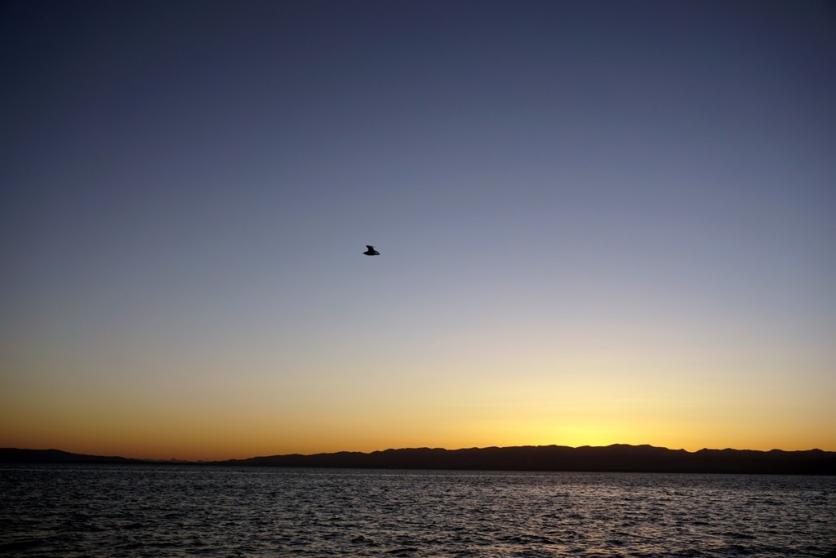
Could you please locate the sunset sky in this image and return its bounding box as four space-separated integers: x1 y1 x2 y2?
2 0 835 460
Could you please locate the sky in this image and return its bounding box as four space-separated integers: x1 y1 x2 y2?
1 0 835 460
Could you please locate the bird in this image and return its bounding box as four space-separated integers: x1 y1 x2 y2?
363 245 380 256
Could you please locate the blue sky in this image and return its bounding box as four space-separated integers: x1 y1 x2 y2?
1 0 834 458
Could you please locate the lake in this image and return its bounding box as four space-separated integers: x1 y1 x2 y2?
1 465 834 557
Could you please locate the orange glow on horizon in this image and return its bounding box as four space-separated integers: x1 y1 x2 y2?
3 408 833 461
3 319 834 461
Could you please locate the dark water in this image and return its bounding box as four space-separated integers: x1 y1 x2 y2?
1 466 834 557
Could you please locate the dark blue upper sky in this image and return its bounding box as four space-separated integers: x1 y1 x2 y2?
1 1 835 455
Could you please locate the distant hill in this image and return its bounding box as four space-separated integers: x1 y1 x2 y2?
218 444 836 475
0 448 147 464
3 445 834 474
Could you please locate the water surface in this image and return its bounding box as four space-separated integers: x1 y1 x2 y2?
1 465 834 557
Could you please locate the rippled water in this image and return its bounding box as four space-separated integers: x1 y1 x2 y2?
1 466 834 557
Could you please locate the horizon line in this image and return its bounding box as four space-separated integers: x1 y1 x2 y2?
3 442 833 463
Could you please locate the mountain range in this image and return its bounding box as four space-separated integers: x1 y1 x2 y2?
2 445 834 475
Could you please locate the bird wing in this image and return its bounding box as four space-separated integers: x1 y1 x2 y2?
366 245 374 250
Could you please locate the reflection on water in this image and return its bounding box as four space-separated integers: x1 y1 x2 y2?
1 465 834 557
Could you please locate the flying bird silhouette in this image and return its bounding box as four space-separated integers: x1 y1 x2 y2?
363 245 380 256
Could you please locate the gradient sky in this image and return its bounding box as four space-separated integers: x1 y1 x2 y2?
2 0 835 460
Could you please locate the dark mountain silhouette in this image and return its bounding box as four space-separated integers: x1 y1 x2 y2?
3 445 834 474
0 448 147 464
221 444 835 474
